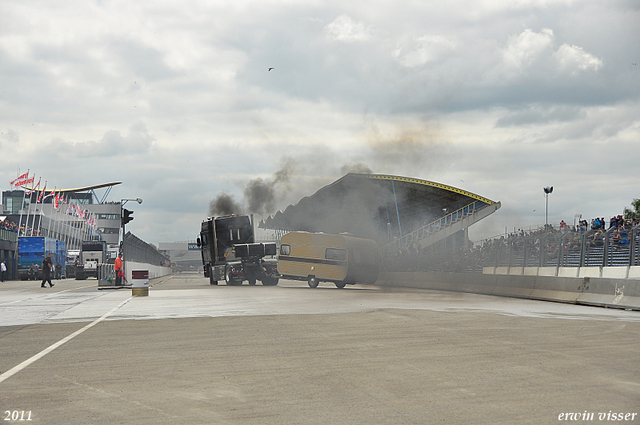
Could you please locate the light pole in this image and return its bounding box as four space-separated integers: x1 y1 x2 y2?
543 186 553 227
120 198 142 285
120 198 143 247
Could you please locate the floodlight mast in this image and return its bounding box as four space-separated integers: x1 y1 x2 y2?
543 187 553 226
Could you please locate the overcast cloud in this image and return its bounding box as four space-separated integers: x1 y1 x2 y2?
1 0 638 244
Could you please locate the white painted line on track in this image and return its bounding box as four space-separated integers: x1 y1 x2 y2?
0 295 133 384
0 284 95 306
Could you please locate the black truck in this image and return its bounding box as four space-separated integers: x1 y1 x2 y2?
197 215 279 286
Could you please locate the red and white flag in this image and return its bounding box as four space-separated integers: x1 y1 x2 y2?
37 182 47 202
26 178 40 195
44 188 55 201
10 172 29 187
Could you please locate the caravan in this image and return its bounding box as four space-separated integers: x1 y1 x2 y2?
278 232 381 288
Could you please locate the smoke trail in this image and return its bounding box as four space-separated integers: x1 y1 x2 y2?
341 162 373 175
209 193 243 216
243 157 294 216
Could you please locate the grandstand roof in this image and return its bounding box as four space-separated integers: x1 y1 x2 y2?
259 173 499 242
23 182 122 193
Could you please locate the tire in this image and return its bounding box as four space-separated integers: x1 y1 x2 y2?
308 276 319 288
335 281 346 289
207 265 218 285
262 277 279 286
248 278 257 286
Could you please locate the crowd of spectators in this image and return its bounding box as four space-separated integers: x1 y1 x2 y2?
0 219 42 236
387 213 640 273
1 219 19 232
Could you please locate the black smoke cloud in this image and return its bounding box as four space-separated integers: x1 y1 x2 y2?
208 157 295 218
341 162 373 175
207 121 451 223
209 192 243 216
243 157 293 216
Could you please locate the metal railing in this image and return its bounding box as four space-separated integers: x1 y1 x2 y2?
476 224 640 270
122 232 170 266
384 223 640 273
383 200 488 253
0 228 18 243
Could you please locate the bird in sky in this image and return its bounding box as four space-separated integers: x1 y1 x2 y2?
268 67 274 71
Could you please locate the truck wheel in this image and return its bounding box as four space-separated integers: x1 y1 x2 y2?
207 266 218 285
262 277 279 286
335 282 346 289
308 276 319 288
248 278 257 286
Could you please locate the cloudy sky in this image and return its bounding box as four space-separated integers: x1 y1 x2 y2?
1 0 639 245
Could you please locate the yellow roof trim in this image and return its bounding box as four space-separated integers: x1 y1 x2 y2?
22 182 122 193
359 174 497 205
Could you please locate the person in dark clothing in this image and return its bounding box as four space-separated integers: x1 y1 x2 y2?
41 253 55 288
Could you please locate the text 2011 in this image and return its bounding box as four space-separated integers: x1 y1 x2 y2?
3 411 32 421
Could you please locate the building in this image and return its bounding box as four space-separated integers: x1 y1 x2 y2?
259 173 501 254
2 182 123 249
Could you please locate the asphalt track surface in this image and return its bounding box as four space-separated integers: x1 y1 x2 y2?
0 273 639 425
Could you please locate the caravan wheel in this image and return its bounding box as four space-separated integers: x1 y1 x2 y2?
308 276 319 288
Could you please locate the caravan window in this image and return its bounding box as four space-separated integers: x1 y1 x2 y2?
325 248 346 261
280 244 291 255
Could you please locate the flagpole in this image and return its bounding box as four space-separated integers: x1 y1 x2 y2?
52 193 61 240
64 197 72 251
12 170 30 277
74 205 82 250
16 170 30 236
24 177 40 236
30 180 46 236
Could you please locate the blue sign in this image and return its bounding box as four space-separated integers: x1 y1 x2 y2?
188 243 200 251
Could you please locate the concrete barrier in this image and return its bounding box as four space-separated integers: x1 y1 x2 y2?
629 266 640 279
495 267 509 275
579 267 602 278
602 266 629 279
125 261 171 283
537 267 557 277
376 271 640 311
558 267 579 278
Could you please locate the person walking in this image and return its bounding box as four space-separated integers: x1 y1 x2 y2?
0 260 6 282
114 253 123 286
41 253 55 288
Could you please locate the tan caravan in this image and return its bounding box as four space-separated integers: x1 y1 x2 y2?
278 232 381 288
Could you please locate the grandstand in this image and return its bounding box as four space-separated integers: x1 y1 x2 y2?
259 173 501 253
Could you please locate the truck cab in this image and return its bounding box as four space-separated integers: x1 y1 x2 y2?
198 215 279 286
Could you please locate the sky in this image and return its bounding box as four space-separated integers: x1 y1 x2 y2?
1 0 639 245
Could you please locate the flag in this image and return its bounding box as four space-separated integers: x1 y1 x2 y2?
54 192 60 209
37 182 47 202
10 172 29 187
26 178 40 195
19 176 35 187
11 172 34 188
44 188 55 201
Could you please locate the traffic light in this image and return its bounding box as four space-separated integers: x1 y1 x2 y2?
121 209 134 226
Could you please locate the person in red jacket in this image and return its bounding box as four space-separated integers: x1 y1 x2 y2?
114 253 123 286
